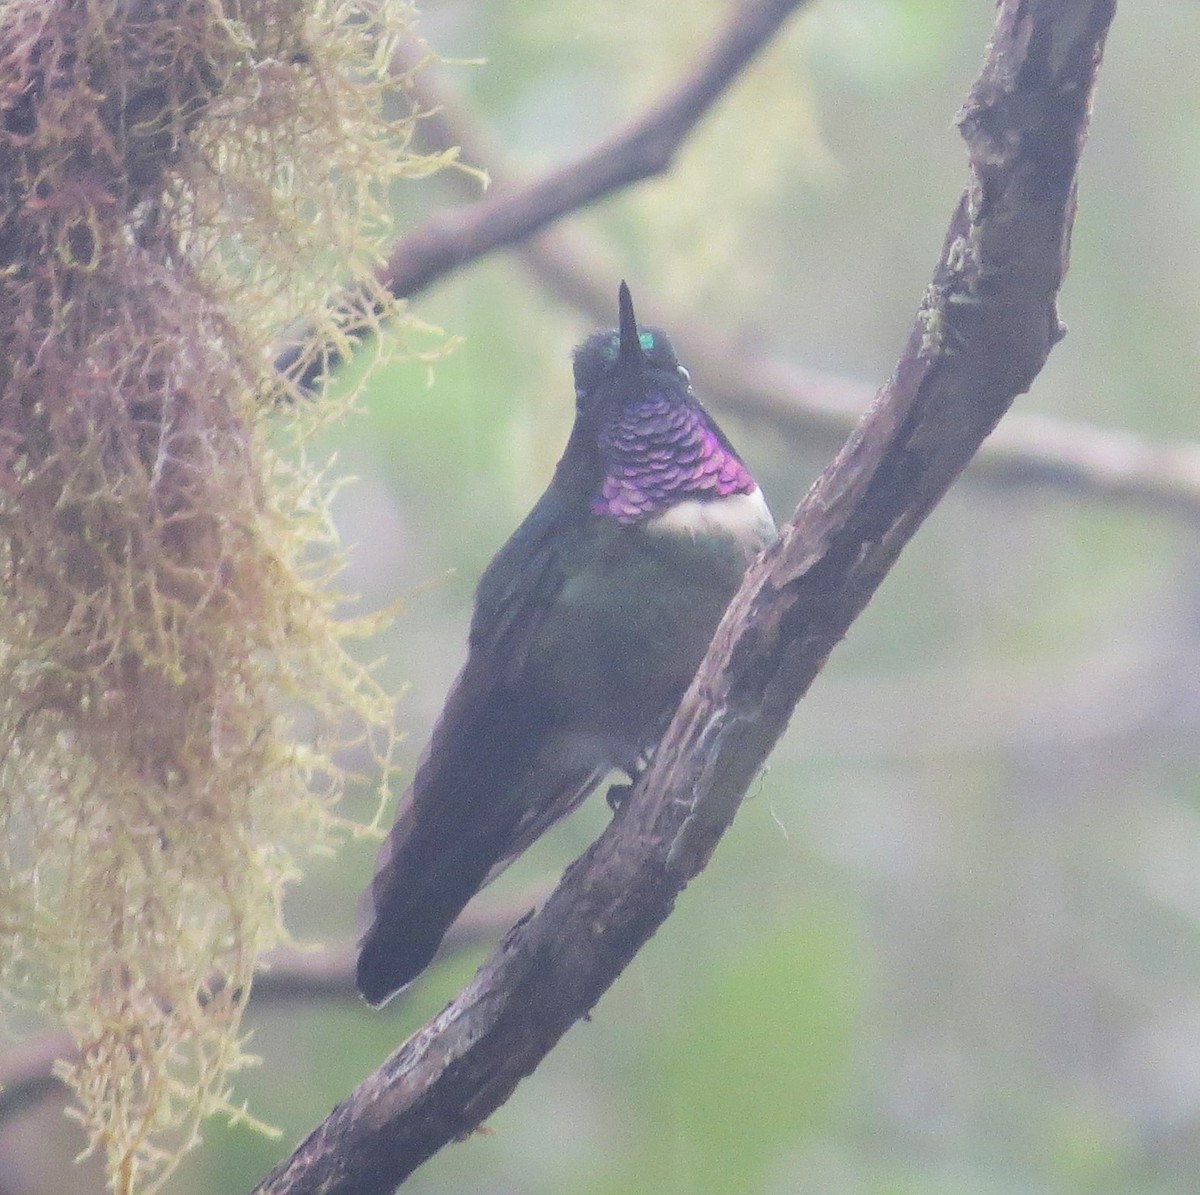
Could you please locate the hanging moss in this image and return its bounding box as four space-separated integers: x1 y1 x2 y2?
0 1 443 1190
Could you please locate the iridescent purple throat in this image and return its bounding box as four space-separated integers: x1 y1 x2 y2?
591 392 755 524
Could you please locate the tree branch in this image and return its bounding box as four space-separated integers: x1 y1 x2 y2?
277 0 813 385
252 2 1117 1192
382 0 810 297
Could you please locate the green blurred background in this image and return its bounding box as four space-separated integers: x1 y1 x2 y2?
11 1 1200 1192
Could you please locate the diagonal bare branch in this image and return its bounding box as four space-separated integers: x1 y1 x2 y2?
276 0 813 386
252 3 1117 1193
381 0 811 299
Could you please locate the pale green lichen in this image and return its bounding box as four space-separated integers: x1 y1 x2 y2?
0 1 439 1191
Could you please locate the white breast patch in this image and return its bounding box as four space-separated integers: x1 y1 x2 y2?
644 488 775 554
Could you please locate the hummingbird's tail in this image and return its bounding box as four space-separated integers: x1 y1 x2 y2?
355 807 499 1005
356 766 602 1005
355 664 605 1005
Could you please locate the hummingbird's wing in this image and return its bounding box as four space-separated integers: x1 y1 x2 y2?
355 501 608 1005
481 762 609 885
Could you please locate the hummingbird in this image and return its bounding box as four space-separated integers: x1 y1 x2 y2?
355 283 775 1005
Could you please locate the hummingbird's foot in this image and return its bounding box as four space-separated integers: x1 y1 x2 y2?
607 747 655 812
606 782 632 813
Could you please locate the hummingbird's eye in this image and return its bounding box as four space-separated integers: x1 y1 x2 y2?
677 366 691 384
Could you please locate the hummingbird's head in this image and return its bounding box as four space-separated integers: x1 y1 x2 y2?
571 282 691 421
569 283 757 525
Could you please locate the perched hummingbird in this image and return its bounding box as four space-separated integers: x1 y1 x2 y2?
355 283 774 1005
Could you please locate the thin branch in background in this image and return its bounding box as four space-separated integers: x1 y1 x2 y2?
276 0 813 386
0 1031 73 1125
380 0 809 296
251 3 1116 1193
0 897 530 1129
